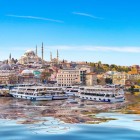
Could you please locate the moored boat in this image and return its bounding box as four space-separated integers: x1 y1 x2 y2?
10 86 68 101
79 86 125 103
10 86 53 101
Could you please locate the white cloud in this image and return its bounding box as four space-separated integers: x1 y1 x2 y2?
6 15 64 23
3 45 140 54
84 46 140 53
7 47 34 51
45 45 73 51
72 12 103 19
44 45 140 53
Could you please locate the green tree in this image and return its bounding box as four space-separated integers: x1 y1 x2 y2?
105 78 112 84
130 85 135 93
98 61 102 65
9 74 17 84
97 79 101 84
40 71 51 82
136 79 140 85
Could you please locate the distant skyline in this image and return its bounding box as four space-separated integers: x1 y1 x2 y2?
0 0 140 66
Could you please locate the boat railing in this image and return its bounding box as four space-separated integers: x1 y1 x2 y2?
15 90 26 93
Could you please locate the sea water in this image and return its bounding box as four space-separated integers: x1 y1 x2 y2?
0 113 140 140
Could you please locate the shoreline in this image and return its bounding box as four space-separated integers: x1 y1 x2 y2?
0 93 139 124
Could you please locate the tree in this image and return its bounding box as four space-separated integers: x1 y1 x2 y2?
105 78 112 84
9 74 17 84
130 85 135 93
97 79 101 84
98 61 102 65
89 62 96 67
136 79 140 85
40 71 51 83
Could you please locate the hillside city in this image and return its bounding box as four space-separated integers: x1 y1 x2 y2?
0 43 140 92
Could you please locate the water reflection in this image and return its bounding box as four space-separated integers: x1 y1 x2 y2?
0 95 140 139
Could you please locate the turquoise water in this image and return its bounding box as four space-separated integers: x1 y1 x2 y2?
0 113 140 140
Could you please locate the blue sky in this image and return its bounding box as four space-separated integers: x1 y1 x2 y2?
0 0 140 65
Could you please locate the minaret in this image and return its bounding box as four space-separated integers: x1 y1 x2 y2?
9 53 12 64
36 45 38 56
41 42 44 63
50 52 52 61
9 53 11 60
35 45 38 62
57 49 59 64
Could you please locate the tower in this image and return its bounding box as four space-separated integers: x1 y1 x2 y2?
8 53 12 64
9 53 11 60
57 49 59 64
36 45 38 56
50 52 52 61
41 42 44 63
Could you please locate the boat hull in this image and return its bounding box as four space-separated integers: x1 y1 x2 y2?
52 95 68 100
10 93 52 101
80 95 125 103
65 92 80 97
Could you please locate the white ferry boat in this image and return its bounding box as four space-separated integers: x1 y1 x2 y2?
79 86 125 103
10 86 53 101
10 86 68 101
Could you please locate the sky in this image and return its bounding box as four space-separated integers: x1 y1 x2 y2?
0 0 140 66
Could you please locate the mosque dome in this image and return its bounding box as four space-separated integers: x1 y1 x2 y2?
0 64 12 70
21 69 34 75
25 50 35 55
11 64 18 69
21 54 27 58
25 50 34 53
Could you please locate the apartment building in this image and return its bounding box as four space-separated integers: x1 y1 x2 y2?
56 65 95 86
112 72 130 85
57 69 80 86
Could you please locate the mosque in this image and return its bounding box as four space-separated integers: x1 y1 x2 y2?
18 43 44 65
18 43 59 65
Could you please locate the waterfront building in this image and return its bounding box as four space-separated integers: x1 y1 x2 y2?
0 64 18 84
128 65 140 75
56 66 94 86
86 73 97 86
129 74 140 81
112 72 129 86
57 69 80 86
19 69 41 84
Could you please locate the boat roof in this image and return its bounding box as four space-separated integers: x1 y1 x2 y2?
83 86 119 90
17 86 63 90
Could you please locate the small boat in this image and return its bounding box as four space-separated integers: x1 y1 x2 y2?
66 99 78 104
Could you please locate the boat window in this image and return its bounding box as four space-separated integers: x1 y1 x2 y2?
101 94 105 96
105 94 110 97
111 94 115 97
